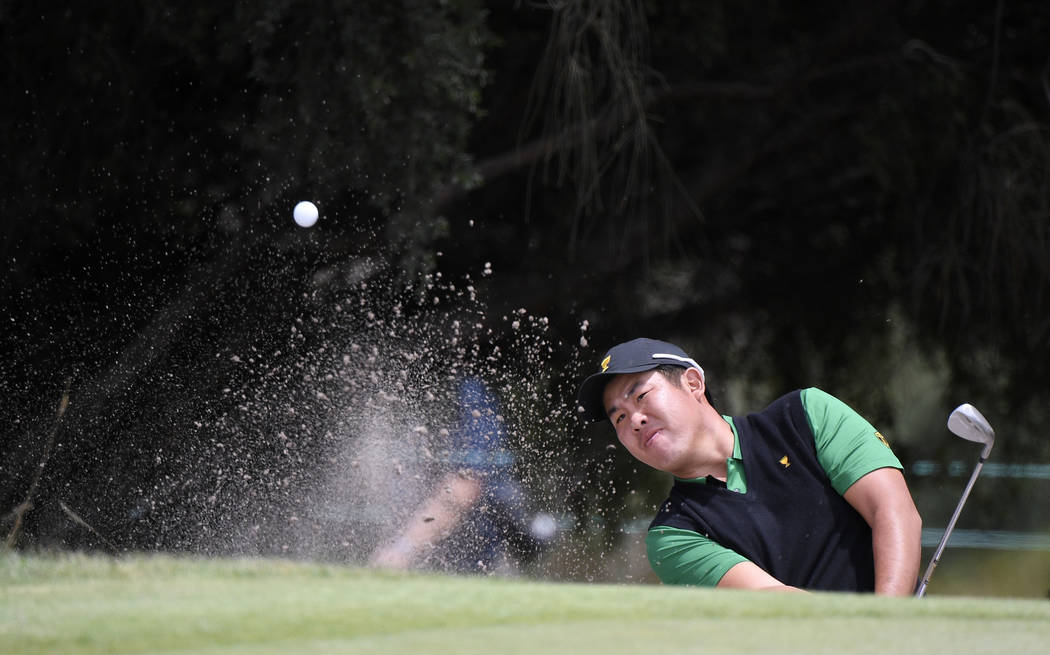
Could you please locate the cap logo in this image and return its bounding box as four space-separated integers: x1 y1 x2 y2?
600 355 611 372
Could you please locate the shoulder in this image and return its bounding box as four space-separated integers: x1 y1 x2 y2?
799 387 877 438
737 389 809 437
800 387 847 411
799 387 903 494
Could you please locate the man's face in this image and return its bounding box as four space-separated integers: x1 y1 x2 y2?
601 368 704 474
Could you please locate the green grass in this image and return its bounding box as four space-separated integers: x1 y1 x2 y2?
2 553 1048 655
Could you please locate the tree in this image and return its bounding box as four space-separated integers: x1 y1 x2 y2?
3 1 1048 572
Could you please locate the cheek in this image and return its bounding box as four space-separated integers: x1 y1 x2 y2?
615 428 639 453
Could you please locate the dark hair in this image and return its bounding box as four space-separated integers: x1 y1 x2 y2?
653 364 716 408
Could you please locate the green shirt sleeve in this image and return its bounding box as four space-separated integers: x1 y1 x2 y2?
646 524 748 587
801 387 903 495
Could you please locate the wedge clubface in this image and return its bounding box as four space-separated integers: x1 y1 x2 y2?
915 403 996 597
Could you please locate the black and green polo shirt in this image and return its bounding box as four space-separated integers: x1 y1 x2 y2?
646 387 903 589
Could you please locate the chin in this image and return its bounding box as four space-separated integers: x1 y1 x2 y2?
641 453 673 472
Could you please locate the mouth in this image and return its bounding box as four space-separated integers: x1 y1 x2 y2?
643 430 660 448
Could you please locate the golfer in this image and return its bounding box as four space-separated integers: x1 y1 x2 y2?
576 338 922 594
371 377 549 573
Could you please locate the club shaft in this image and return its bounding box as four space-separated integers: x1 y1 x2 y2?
915 456 987 597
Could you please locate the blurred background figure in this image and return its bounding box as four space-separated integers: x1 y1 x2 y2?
370 377 555 574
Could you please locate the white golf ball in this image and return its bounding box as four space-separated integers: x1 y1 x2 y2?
529 513 557 541
293 201 318 228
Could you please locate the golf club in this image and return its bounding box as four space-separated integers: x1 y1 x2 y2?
915 403 996 597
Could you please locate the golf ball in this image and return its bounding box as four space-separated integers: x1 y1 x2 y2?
529 513 557 541
293 201 318 228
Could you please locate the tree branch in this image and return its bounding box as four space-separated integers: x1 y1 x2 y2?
4 379 70 550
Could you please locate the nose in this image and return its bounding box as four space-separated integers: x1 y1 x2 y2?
630 411 647 431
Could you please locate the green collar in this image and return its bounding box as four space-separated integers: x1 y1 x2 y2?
674 416 747 493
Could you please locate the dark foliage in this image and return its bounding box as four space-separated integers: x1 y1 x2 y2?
2 1 1048 568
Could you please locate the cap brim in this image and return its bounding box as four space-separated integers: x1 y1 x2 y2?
576 362 663 423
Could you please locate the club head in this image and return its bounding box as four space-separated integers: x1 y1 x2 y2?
947 403 995 451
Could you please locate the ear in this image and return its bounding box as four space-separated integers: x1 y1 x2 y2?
682 367 705 402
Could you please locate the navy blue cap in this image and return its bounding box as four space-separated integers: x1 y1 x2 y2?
576 338 705 422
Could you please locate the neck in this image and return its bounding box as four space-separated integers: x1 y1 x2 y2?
669 411 734 480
